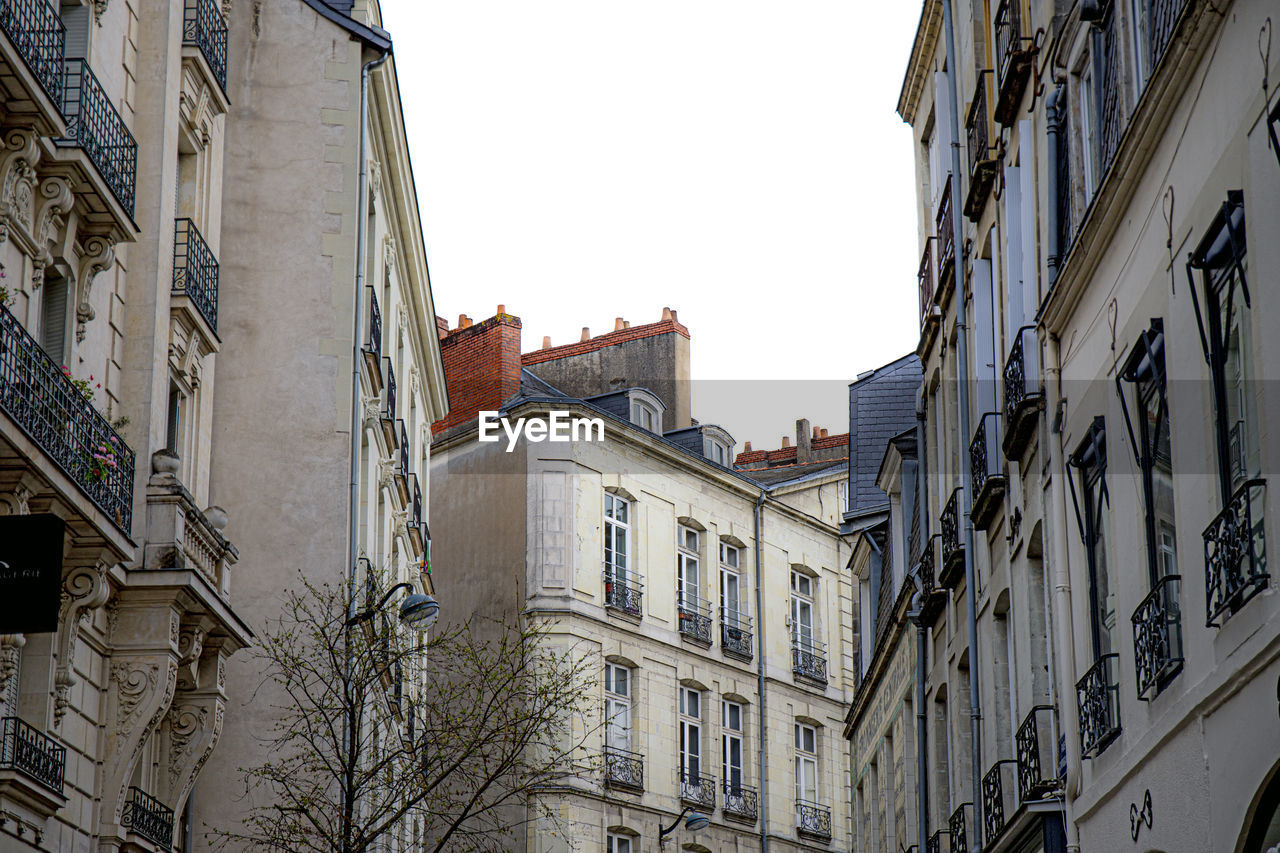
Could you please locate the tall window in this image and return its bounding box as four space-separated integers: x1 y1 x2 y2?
1079 60 1098 194
604 663 632 752
40 273 71 365
677 525 700 612
1071 418 1114 658
604 494 630 584
631 400 659 432
607 834 632 853
795 723 818 804
791 571 815 651
720 543 742 625
679 687 702 786
838 479 849 513
1127 0 1150 91
723 700 744 792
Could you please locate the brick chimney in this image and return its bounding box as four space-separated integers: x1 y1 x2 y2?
432 307 523 434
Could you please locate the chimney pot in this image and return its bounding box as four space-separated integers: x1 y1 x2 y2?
813 425 821 440
782 436 790 448
662 307 673 321
744 441 753 452
542 336 552 350
670 309 679 322
615 317 625 331
624 320 631 329
458 314 467 327
497 304 506 315
821 428 829 438
580 327 591 342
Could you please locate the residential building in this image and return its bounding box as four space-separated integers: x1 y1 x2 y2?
431 307 854 852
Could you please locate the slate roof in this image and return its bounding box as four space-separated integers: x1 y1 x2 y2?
848 353 922 519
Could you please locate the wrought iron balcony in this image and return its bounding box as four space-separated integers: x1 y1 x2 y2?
0 716 65 796
949 802 973 853
993 0 1033 125
918 240 936 329
0 304 135 532
410 473 422 531
603 746 643 791
396 419 409 477
720 608 753 661
926 829 951 853
936 181 955 295
61 58 137 216
1204 478 1267 627
1002 325 1042 459
791 635 827 684
1076 653 1121 758
1015 704 1060 801
679 770 715 809
917 534 947 627
983 760 1018 843
0 0 65 108
380 359 397 448
970 413 1005 531
121 785 174 849
172 218 219 333
677 592 712 645
183 0 227 92
362 287 382 387
603 571 643 618
1149 0 1191 73
939 488 964 588
964 71 997 221
795 799 832 839
1133 574 1183 699
723 781 758 822
1094 6 1123 181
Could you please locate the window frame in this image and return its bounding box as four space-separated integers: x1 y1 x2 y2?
607 833 633 853
791 571 815 649
722 700 744 791
604 662 632 751
794 722 819 803
604 493 631 583
677 525 700 611
678 686 702 783
1068 417 1114 659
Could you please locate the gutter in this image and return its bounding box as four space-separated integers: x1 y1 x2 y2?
753 492 768 853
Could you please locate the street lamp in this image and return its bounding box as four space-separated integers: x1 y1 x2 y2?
346 581 439 630
657 806 709 849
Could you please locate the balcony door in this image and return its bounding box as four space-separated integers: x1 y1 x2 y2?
604 494 630 585
677 526 700 611
679 687 702 785
795 723 818 804
791 571 815 650
723 701 743 791
604 663 631 752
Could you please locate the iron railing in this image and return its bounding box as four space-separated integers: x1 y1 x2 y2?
994 0 1024 90
1204 478 1267 626
679 770 716 809
970 414 1002 502
677 592 712 645
927 829 951 853
384 360 397 422
1003 325 1042 458
0 717 65 795
723 781 759 821
1149 0 1191 71
940 488 963 586
795 799 832 838
366 287 382 362
397 419 409 477
936 181 954 281
0 0 64 105
1015 704 1059 801
720 608 753 660
983 760 1018 843
603 746 643 791
603 571 643 618
61 58 136 216
791 635 827 684
1094 6 1123 181
410 473 422 530
967 72 992 182
0 303 135 531
172 218 219 332
182 0 227 92
121 785 174 849
1133 574 1183 699
919 534 939 594
1076 653 1121 758
949 803 973 853
919 241 935 327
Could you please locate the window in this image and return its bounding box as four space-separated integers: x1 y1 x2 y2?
723 700 744 791
1079 60 1098 194
705 438 729 466
795 722 818 804
607 834 632 853
677 525 700 611
791 571 815 650
1127 0 1150 92
166 384 185 454
631 400 659 432
679 686 702 786
604 494 630 583
604 663 631 751
720 543 743 625
838 479 849 513
1069 418 1114 658
39 273 71 365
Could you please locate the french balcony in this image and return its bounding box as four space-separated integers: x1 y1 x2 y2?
919 240 936 329
1076 653 1121 758
927 828 952 853
120 785 174 850
982 760 1018 843
1015 704 1060 801
677 593 712 646
172 218 219 334
0 303 135 533
720 608 753 661
795 799 832 840
182 0 227 93
964 71 998 222
0 716 66 811
1002 325 1042 460
970 413 1005 531
0 0 65 129
935 181 955 302
679 770 715 810
59 58 137 218
393 419 409 500
791 635 827 685
917 534 947 627
1094 7 1123 180
1133 575 1183 699
603 571 643 619
603 746 643 791
408 472 424 554
949 803 974 853
723 781 759 822
380 359 397 448
1148 0 1192 90
362 287 383 392
939 488 964 589
1204 478 1267 627
993 0 1033 125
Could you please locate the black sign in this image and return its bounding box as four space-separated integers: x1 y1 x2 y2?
0 514 65 633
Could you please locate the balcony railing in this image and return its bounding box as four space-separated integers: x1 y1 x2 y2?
1002 325 1042 459
603 746 643 791
1015 704 1060 801
121 785 174 849
927 829 951 853
410 473 422 531
1133 574 1183 699
939 488 964 588
723 781 759 821
919 240 935 328
970 413 1005 530
720 608 753 660
994 0 1033 124
983 760 1018 843
791 635 827 684
61 58 136 216
172 218 219 333
679 770 715 809
1076 653 1121 758
396 419 409 478
0 717 65 795
949 803 973 853
0 304 135 532
183 0 227 92
0 0 65 106
603 571 643 618
936 181 955 290
1204 478 1267 627
964 72 997 221
795 799 832 839
366 287 382 362
1094 7 1123 181
677 592 712 645
1149 0 1191 71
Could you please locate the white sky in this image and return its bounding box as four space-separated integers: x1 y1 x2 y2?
382 1 924 450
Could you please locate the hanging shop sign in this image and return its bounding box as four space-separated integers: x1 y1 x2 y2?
0 514 66 633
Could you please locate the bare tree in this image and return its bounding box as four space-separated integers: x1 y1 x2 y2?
211 572 598 853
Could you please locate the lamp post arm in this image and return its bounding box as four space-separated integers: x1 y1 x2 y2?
659 806 692 844
345 581 416 627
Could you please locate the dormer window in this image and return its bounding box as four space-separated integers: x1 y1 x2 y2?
625 388 665 433
705 438 728 466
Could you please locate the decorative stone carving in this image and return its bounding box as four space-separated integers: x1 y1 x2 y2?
368 159 382 202
378 458 396 492
0 634 25 697
100 654 177 828
110 663 159 739
75 235 116 342
92 0 108 24
34 176 73 255
392 508 410 542
159 642 229 812
165 704 208 790
176 625 206 689
54 562 110 727
383 235 397 270
0 128 41 245
362 397 381 429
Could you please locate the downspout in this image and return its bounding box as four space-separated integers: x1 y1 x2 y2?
1046 85 1065 285
940 0 983 846
1047 335 1083 853
915 394 930 853
754 491 768 853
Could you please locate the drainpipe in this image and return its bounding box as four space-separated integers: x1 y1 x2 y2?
754 491 768 853
1046 85 1065 285
940 1 983 847
914 394 930 853
1046 334 1082 853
